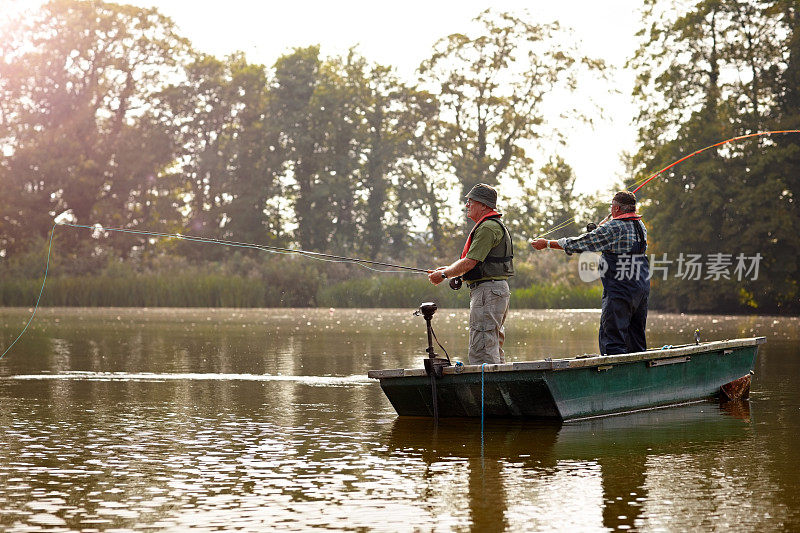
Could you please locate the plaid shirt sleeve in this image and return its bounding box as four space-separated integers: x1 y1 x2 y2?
556 219 645 255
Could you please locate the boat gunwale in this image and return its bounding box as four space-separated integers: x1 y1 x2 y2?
366 337 766 379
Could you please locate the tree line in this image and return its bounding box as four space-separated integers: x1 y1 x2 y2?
1 0 798 313
0 2 596 269
631 0 800 313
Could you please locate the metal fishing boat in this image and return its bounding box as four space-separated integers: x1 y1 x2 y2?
367 303 763 421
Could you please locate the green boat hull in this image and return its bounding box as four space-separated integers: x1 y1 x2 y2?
367 338 764 421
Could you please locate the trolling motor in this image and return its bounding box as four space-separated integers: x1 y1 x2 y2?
414 302 451 422
416 302 451 377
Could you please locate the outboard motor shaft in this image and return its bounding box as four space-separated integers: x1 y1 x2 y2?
414 302 450 422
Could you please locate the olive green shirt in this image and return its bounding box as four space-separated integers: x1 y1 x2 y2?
465 220 508 282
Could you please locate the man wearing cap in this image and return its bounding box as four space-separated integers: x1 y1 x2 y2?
428 183 515 365
531 191 649 355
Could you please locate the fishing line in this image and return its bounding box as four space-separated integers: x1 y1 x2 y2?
0 224 57 361
535 172 657 239
60 223 427 273
534 217 580 240
631 129 800 194
0 221 426 360
534 130 800 239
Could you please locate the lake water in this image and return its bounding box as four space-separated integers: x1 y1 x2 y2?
0 307 798 531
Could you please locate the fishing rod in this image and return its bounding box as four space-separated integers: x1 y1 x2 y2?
632 129 800 194
534 129 800 239
58 223 430 273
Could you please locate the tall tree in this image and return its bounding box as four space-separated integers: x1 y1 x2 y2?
152 54 230 251
155 53 282 256
630 0 800 312
752 0 800 310
271 47 327 252
271 47 435 258
391 90 456 259
418 9 603 204
347 55 440 260
312 52 365 254
221 55 284 247
0 0 190 258
358 60 406 260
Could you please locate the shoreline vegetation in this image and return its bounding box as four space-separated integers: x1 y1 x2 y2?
0 248 604 309
0 247 782 312
0 274 603 310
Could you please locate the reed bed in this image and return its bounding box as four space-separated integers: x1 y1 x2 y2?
512 283 604 309
0 274 601 309
317 276 466 308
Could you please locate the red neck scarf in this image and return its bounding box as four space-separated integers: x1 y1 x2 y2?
461 211 501 259
613 211 642 221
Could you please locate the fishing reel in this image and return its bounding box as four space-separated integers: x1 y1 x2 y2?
449 276 463 291
586 212 613 233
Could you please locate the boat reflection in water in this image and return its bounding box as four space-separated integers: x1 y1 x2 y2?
382 400 752 531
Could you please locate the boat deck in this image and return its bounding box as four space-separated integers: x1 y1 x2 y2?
367 337 766 378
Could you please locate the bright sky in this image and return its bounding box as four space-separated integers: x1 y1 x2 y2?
122 0 642 196
7 0 642 195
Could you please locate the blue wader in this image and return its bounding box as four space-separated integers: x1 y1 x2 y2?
599 220 650 355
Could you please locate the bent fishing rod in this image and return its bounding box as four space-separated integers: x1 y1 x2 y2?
534 129 800 239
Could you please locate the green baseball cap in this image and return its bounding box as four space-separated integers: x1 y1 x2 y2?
465 183 498 209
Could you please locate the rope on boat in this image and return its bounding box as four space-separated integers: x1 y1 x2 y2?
481 363 486 454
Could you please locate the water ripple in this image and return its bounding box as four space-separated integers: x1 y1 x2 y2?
1 372 372 386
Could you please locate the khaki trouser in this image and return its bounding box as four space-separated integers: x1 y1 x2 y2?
468 280 510 365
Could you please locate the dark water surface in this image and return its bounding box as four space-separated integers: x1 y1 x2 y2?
0 308 798 531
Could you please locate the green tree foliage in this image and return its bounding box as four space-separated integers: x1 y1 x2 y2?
17 1 800 313
630 0 800 313
418 9 604 203
389 90 458 259
0 0 190 260
270 46 329 253
271 47 441 258
0 2 605 273
154 52 282 258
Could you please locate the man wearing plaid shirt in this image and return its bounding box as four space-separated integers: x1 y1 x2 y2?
531 191 650 355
